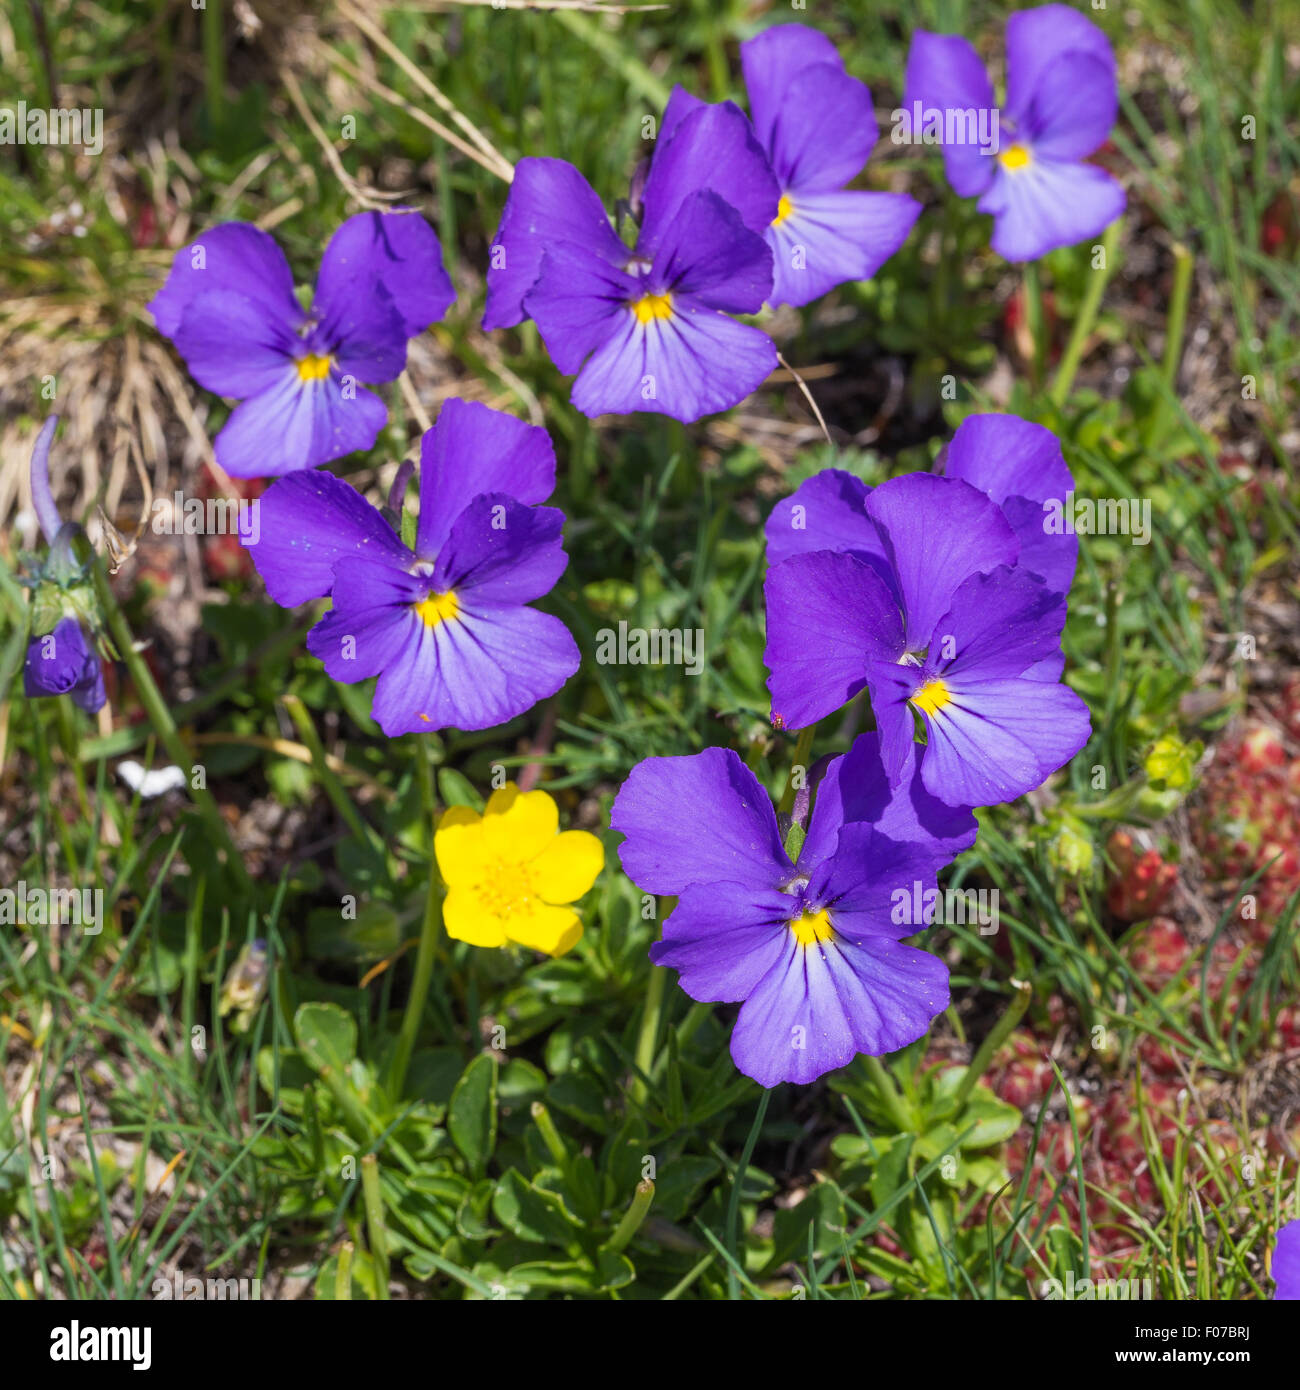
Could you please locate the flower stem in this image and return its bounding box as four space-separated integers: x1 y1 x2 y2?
359 1154 389 1299
777 722 817 816
1050 219 1122 406
605 1179 655 1255
388 847 443 1099
726 1089 771 1300
630 956 667 1107
90 556 252 894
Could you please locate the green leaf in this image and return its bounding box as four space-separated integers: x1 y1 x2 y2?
492 1169 581 1248
449 1053 498 1179
294 1002 358 1076
438 768 484 811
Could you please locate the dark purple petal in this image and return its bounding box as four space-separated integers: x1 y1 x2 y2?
242 468 408 606
415 399 557 559
314 208 455 340
917 675 1091 808
637 102 780 259
170 289 298 398
943 412 1073 506
651 190 774 314
741 23 843 153
798 731 977 874
764 551 903 730
318 290 410 384
758 62 877 193
1003 4 1115 124
24 617 105 713
650 880 794 1002
729 930 949 1086
481 157 629 330
525 241 642 375
369 602 578 735
307 556 423 679
433 494 567 604
148 223 302 340
765 468 880 567
658 83 708 147
902 31 998 198
568 296 776 423
865 473 1019 650
611 747 789 897
214 369 388 478
767 189 920 307
807 824 948 940
978 157 1124 261
1019 51 1117 161
931 565 1068 683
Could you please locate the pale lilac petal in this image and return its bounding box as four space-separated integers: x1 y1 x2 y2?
170 289 297 398
979 157 1125 262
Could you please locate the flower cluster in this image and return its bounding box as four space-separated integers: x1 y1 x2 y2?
614 413 1090 1088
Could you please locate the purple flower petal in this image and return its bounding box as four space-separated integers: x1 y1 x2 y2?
916 674 1091 808
764 551 904 730
741 24 843 154
1273 1219 1300 1300
24 617 105 713
807 824 948 939
637 102 780 259
1003 4 1115 124
729 930 949 1086
932 565 1068 682
433 494 567 604
370 602 578 735
214 368 388 478
482 157 629 331
307 556 422 679
316 289 410 385
611 747 789 897
658 83 709 147
798 731 977 873
314 208 455 341
902 31 998 198
758 62 877 193
148 223 302 340
242 468 408 606
765 468 880 567
568 294 776 423
652 190 774 314
978 157 1124 262
767 189 920 308
865 473 1019 650
415 399 557 559
650 880 795 1002
525 242 640 376
170 289 298 398
1020 51 1117 161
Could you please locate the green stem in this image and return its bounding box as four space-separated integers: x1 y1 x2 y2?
726 1089 770 1300
1022 261 1045 389
1050 219 1121 406
952 978 1032 1108
605 1179 654 1254
281 694 386 863
862 1053 915 1133
388 850 444 1099
530 1101 569 1170
360 1154 389 1299
90 557 252 894
630 958 667 1106
1161 242 1194 390
335 1240 354 1301
777 722 817 816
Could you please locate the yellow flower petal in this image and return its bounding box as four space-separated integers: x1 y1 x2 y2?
434 804 488 888
443 885 509 948
506 903 583 957
530 830 604 905
482 785 559 860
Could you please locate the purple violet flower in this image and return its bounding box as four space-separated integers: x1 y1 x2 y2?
764 429 1091 808
1274 1220 1300 1300
668 24 921 307
904 4 1125 261
240 399 579 736
24 616 106 714
149 210 455 478
482 100 780 422
612 733 975 1087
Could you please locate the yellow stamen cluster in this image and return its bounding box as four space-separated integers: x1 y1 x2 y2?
414 590 460 628
911 679 952 716
789 907 835 947
998 143 1032 172
772 193 796 227
630 292 674 324
295 353 333 382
